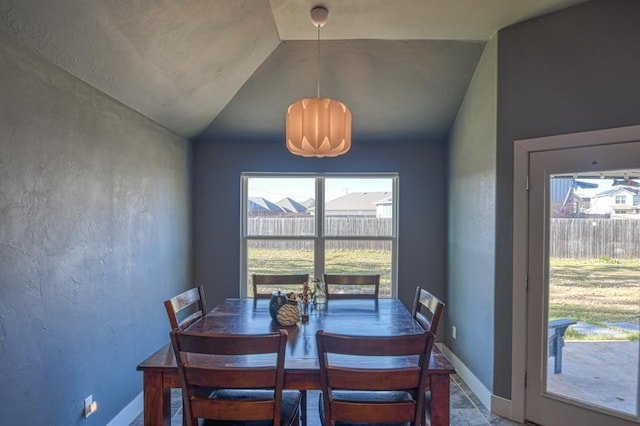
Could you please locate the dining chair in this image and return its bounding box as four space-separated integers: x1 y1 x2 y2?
316 330 434 426
411 286 445 337
164 285 207 330
252 274 310 298
323 274 380 299
251 273 310 426
411 286 445 425
170 329 301 426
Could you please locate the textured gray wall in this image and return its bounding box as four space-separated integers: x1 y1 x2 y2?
447 35 498 390
192 141 446 314
0 33 191 424
495 0 640 398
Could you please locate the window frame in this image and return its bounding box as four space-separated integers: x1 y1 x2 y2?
240 172 399 298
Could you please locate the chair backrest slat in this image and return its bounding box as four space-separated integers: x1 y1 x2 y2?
411 286 445 336
185 368 277 389
252 274 309 299
316 330 434 426
164 286 207 330
333 400 416 424
191 397 275 421
323 274 380 299
171 329 288 426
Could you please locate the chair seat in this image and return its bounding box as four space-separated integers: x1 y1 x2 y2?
204 389 302 426
319 391 414 426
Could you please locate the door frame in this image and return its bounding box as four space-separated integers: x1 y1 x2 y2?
511 124 640 422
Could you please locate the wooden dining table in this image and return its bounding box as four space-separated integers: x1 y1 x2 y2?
137 298 456 426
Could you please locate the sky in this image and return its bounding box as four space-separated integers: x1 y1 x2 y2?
573 178 615 197
248 175 635 203
247 177 393 202
572 177 639 197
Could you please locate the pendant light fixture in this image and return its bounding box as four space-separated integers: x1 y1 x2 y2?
286 6 352 158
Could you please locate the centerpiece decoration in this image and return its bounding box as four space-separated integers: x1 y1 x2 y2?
300 281 310 322
275 294 301 327
312 278 326 305
271 281 314 327
269 290 289 321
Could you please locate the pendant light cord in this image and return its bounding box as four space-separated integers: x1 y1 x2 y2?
316 24 321 99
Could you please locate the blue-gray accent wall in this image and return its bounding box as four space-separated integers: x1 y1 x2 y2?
2 0 639 422
0 33 191 424
192 141 447 313
448 35 498 391
444 0 640 402
495 0 640 398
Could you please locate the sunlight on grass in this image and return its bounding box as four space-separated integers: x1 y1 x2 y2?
564 328 640 341
248 248 392 296
550 257 640 341
248 251 638 339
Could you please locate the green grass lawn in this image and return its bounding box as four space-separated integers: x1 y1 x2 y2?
549 257 640 340
249 250 639 340
249 248 393 296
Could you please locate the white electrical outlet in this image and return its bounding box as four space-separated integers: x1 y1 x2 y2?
84 395 98 418
452 325 457 339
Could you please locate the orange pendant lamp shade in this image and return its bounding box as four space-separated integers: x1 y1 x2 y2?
285 6 352 158
286 97 352 158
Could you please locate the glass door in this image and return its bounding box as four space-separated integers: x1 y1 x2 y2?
526 142 640 426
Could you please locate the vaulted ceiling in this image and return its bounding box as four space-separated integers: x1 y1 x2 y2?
0 0 587 144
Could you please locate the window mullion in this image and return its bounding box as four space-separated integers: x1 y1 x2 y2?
315 177 325 280
240 176 248 296
242 173 397 297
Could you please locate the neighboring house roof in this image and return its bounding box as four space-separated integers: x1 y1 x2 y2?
612 179 639 187
375 196 392 206
248 197 284 213
322 191 391 213
276 197 307 213
300 198 315 209
592 187 640 198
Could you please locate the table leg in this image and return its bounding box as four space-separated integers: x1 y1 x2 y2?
429 375 450 426
143 371 171 426
301 390 307 426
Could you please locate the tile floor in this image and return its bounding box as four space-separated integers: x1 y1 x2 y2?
129 374 523 425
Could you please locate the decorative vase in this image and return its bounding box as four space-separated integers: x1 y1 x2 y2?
314 280 326 305
276 300 300 327
269 291 288 321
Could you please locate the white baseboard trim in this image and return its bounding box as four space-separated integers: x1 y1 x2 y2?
439 343 492 410
439 344 517 421
107 392 143 426
490 394 513 419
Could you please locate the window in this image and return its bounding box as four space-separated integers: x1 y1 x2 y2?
241 174 398 298
615 195 626 204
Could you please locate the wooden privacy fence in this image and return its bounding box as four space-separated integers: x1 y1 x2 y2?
249 217 639 259
550 218 640 259
248 217 392 250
